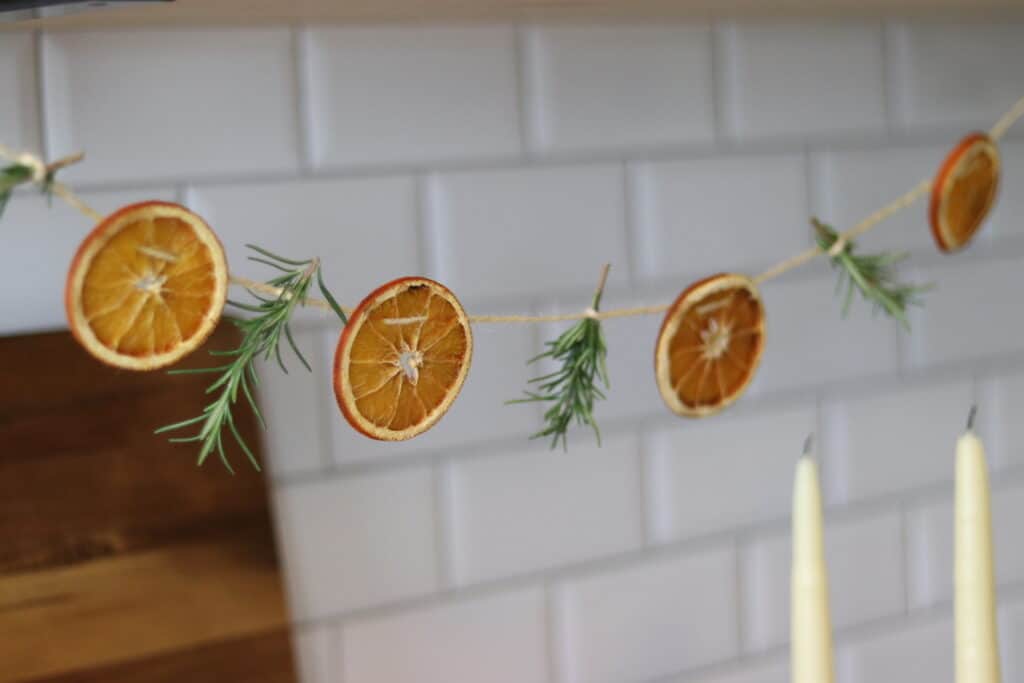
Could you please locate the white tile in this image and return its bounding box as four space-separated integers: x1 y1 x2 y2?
292 624 335 683
306 26 520 167
743 511 905 652
719 23 886 139
0 33 40 154
907 482 1024 609
273 467 438 620
838 619 953 683
0 187 175 336
754 274 901 395
188 175 420 309
43 28 299 183
326 318 541 462
906 256 1024 368
683 658 788 683
822 377 971 503
427 164 629 303
631 153 808 283
255 327 330 478
647 403 815 543
342 589 547 683
986 368 1024 469
811 144 947 254
524 25 714 152
890 22 1024 131
555 547 738 682
449 433 643 586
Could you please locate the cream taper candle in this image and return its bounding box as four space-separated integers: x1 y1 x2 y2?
791 441 835 683
956 407 1001 683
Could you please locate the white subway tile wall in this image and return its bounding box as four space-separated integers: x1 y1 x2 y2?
5 18 1024 683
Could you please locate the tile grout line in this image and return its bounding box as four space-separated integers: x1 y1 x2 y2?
543 582 560 683
32 28 50 160
733 536 747 656
707 21 727 147
432 461 456 591
899 501 913 616
413 174 432 277
291 26 316 174
512 24 535 160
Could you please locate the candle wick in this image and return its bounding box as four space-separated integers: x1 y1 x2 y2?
967 405 978 431
803 433 814 455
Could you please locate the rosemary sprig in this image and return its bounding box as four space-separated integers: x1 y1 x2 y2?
813 218 928 329
0 164 33 219
509 264 611 450
155 245 346 472
0 152 82 219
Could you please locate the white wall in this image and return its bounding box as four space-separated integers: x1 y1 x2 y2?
5 18 1024 683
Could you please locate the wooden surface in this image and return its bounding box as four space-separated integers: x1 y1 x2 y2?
3 0 1024 30
0 326 296 683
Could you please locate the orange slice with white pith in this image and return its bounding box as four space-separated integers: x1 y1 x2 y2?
65 201 228 370
929 132 1000 252
334 277 473 441
654 273 765 418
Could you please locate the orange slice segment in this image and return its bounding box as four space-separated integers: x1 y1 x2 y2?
65 201 228 371
654 273 765 418
929 132 1000 252
334 277 473 441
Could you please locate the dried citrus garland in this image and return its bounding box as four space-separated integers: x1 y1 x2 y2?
1 93 1021 469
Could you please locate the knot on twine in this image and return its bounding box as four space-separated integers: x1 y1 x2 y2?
15 153 46 184
827 235 849 258
583 307 599 320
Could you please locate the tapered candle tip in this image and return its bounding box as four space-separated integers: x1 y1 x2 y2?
967 405 978 431
803 433 814 456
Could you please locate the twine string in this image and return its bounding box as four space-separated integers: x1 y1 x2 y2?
7 92 1024 326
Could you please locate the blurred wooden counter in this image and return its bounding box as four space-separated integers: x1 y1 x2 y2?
0 326 296 683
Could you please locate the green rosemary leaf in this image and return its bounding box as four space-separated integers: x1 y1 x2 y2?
273 339 288 375
317 266 348 325
247 256 296 273
239 373 266 430
154 413 208 433
284 323 312 372
227 415 260 472
244 243 311 266
166 364 232 375
227 299 270 313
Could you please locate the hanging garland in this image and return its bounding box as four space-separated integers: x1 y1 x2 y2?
2 94 1021 471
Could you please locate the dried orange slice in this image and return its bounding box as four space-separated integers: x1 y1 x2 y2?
65 201 228 371
929 132 1000 252
654 273 765 418
334 277 473 441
